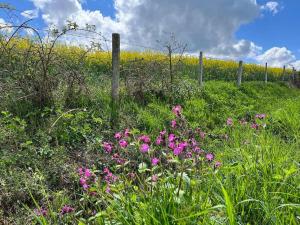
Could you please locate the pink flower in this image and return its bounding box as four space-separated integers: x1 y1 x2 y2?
227 118 233 126
171 120 177 128
139 135 151 143
178 141 188 149
168 142 176 149
186 151 193 158
193 146 201 154
152 174 159 182
251 123 259 130
172 105 182 116
140 143 150 153
119 139 128 148
103 142 113 153
106 185 111 193
34 208 47 216
255 114 266 120
128 172 135 179
82 183 89 190
168 134 176 142
199 131 206 139
160 130 167 136
206 153 214 161
151 158 159 166
78 167 84 176
84 169 92 178
214 161 222 168
124 128 130 137
156 137 163 145
114 132 122 139
173 146 184 156
61 205 75 215
79 177 86 186
103 167 110 174
190 138 197 147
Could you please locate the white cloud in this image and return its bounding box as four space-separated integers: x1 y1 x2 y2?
29 0 262 58
256 47 296 68
0 18 13 34
261 1 280 15
21 9 39 19
291 61 300 70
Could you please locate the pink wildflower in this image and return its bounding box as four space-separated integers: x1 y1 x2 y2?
172 105 182 116
61 205 75 215
78 167 84 176
151 158 159 166
152 174 159 182
140 143 150 153
156 136 163 145
106 185 111 193
103 142 113 153
34 208 47 216
171 120 177 128
124 128 131 137
178 141 188 149
206 153 214 161
168 142 176 149
251 123 259 130
227 118 233 126
200 131 206 139
139 135 151 143
214 161 222 168
168 134 176 142
84 169 92 178
160 130 167 136
255 114 266 120
173 146 184 156
119 139 128 148
114 132 122 139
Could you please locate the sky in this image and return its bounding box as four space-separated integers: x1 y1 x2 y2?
0 0 299 69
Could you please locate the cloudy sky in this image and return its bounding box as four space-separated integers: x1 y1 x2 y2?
1 0 299 69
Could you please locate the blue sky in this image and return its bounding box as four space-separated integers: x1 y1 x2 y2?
1 0 299 68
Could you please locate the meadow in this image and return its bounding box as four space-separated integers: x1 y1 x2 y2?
0 36 300 225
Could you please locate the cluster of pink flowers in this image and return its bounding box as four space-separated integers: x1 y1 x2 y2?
156 130 166 146
255 114 266 120
103 167 117 193
227 118 233 126
78 167 95 190
139 135 151 153
151 157 160 166
227 113 266 130
34 207 47 217
172 105 182 117
61 205 75 215
103 142 113 153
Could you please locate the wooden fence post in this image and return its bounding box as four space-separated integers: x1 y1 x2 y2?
237 60 243 86
111 33 120 128
264 62 268 83
282 65 286 81
199 51 204 87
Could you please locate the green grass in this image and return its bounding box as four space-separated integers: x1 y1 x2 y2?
1 80 300 224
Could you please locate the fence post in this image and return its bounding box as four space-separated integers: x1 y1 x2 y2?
293 67 296 82
264 62 268 83
237 60 243 86
111 33 120 128
199 51 204 87
282 65 286 81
